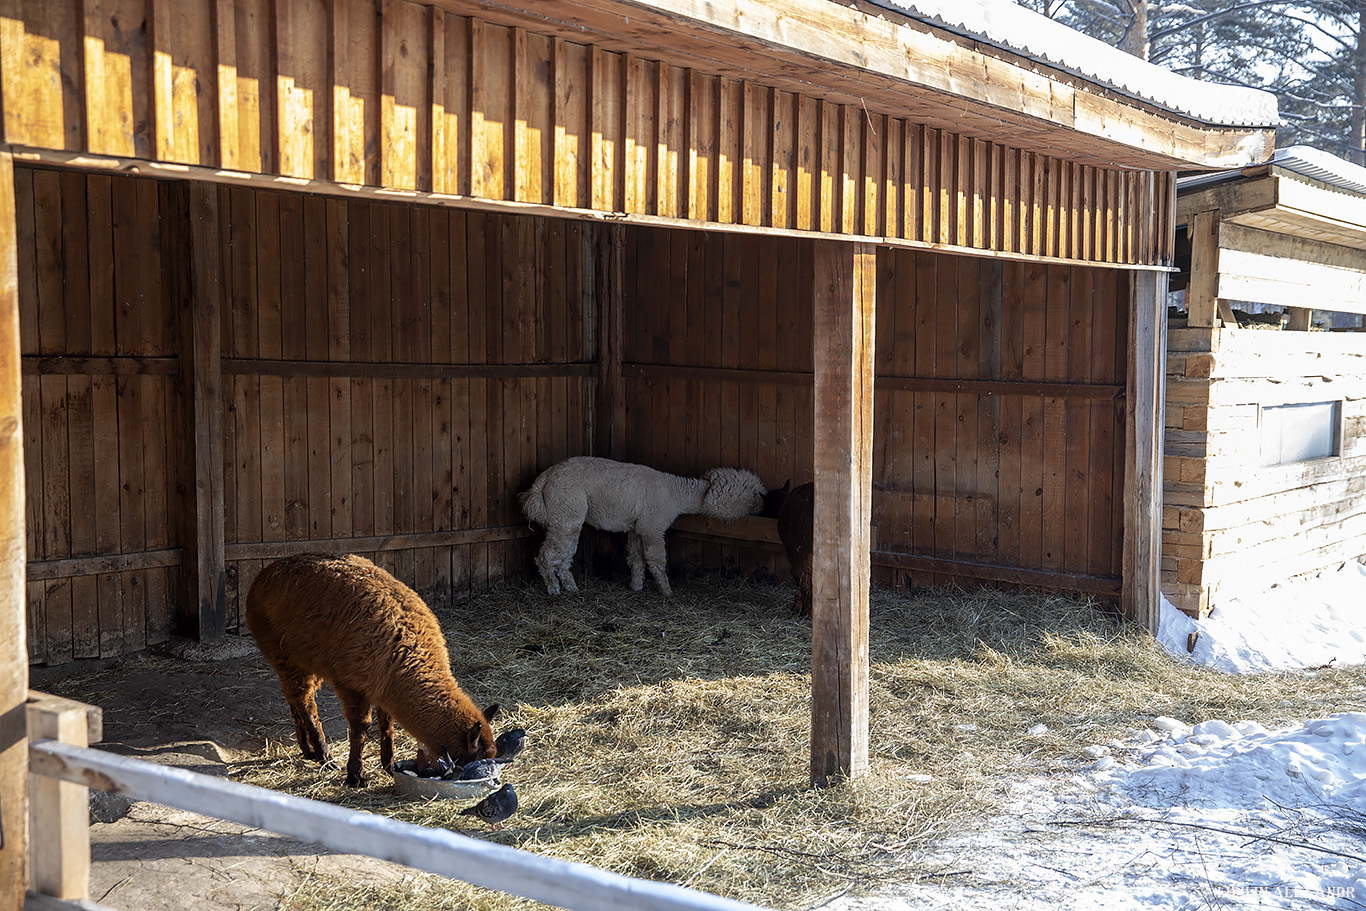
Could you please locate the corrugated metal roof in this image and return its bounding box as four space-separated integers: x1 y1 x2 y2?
1269 146 1366 196
1177 146 1366 197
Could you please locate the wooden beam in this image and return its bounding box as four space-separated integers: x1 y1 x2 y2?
1123 270 1165 632
809 239 874 787
182 183 227 641
14 149 1182 271
0 149 27 911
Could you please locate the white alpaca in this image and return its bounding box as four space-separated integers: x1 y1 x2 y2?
518 456 767 596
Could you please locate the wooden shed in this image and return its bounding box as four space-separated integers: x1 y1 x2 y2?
1164 147 1366 617
0 0 1280 895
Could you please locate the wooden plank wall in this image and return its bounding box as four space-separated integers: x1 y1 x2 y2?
1163 327 1366 616
19 165 594 663
18 166 182 664
0 0 1173 266
621 232 1129 594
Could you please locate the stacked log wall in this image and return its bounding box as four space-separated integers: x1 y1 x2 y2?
1163 326 1366 616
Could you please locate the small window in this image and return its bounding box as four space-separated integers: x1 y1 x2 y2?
1259 401 1341 466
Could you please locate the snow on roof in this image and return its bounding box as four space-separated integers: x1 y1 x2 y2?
1270 145 1366 196
1176 145 1366 196
863 0 1280 128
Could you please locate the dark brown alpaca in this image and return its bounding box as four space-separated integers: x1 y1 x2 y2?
776 482 815 618
246 553 499 787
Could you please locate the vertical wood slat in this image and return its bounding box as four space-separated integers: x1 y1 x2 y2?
810 239 874 788
2 4 1178 266
0 149 26 910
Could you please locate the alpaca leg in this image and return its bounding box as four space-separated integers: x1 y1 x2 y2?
375 706 395 771
640 533 673 597
534 539 563 595
625 531 646 591
334 686 373 787
555 532 580 594
796 556 813 618
538 525 581 594
277 668 329 764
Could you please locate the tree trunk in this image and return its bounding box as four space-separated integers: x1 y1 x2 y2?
1354 0 1365 166
1120 0 1150 59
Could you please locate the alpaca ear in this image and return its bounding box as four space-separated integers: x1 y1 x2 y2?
465 722 484 756
482 703 501 723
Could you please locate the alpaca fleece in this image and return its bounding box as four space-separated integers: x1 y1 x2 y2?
246 553 498 787
519 456 767 596
776 482 815 617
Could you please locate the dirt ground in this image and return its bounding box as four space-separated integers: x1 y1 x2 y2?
28 635 423 911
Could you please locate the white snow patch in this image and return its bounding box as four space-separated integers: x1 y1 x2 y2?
1158 561 1366 674
863 0 1278 127
829 560 1366 910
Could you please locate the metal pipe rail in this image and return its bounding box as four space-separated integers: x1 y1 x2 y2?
29 737 771 911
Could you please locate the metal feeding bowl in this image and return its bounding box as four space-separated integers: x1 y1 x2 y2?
389 759 503 801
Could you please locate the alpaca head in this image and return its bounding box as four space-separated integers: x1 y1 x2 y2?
760 479 791 518
426 702 501 767
699 467 767 521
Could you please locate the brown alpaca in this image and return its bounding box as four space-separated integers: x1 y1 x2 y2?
776 482 815 618
245 553 499 787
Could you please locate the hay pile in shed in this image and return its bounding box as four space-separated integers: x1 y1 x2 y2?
229 573 1366 911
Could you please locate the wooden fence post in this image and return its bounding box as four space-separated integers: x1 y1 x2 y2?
809 240 875 787
26 694 101 901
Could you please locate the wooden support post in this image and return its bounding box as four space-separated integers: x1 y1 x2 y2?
1286 307 1313 331
809 240 875 787
188 183 227 639
25 694 100 901
171 182 227 640
0 150 28 911
1123 270 1165 632
1185 212 1224 328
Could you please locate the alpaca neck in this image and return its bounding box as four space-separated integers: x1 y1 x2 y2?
671 474 710 516
384 673 471 753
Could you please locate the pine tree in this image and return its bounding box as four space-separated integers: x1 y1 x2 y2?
1018 0 1363 164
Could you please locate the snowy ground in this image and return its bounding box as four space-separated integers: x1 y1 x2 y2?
830 561 1366 911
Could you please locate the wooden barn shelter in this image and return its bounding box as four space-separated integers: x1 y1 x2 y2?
0 0 1278 901
1164 147 1366 617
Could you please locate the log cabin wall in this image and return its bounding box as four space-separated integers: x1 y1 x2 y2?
619 226 1129 596
1163 168 1366 618
1163 328 1366 618
19 164 595 664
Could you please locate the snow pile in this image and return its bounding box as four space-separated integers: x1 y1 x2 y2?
1158 561 1366 674
828 563 1366 910
832 714 1366 910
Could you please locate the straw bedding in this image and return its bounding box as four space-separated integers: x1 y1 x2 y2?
64 570 1366 910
